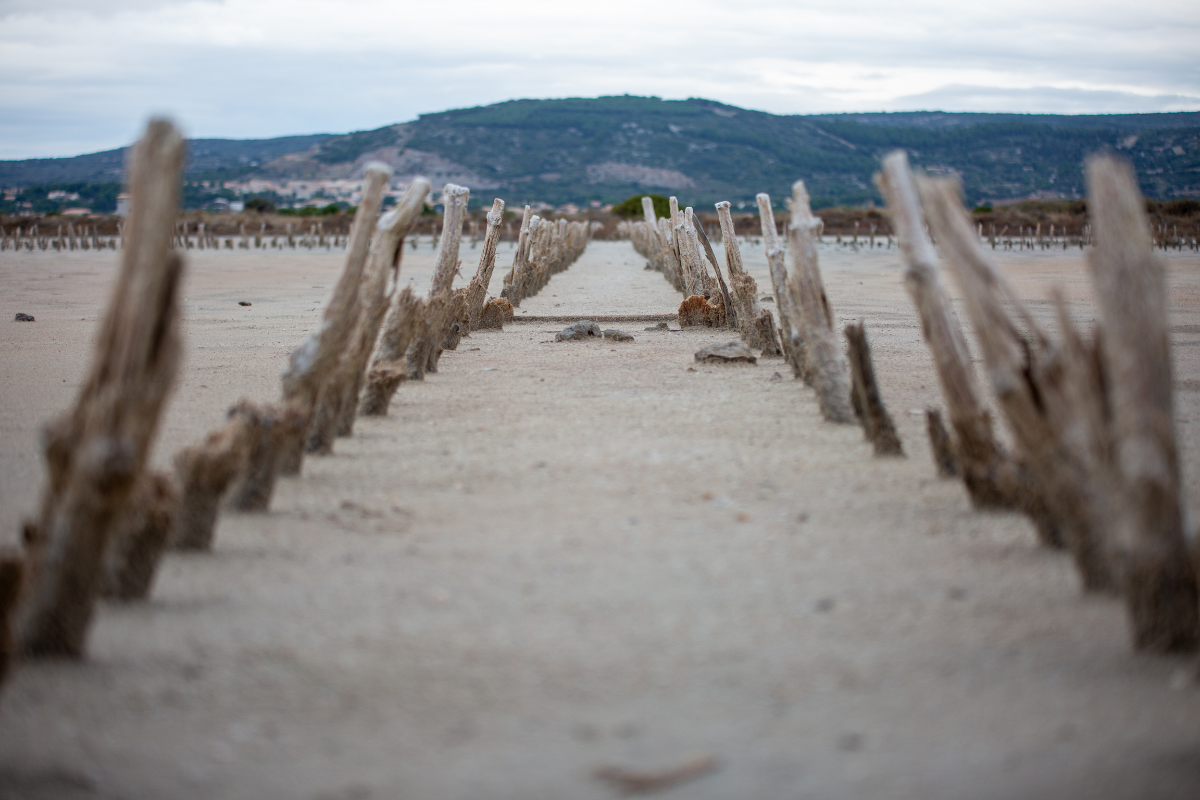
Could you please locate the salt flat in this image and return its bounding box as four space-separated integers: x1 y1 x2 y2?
1 240 1199 799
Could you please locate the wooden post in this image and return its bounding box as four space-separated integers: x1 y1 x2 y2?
306 178 430 451
876 152 1040 520
278 163 391 473
926 409 959 477
16 119 185 658
917 174 1113 589
692 216 734 326
171 414 252 550
757 193 803 370
225 401 306 512
503 206 533 304
845 322 903 455
411 184 469 375
1085 155 1199 650
717 201 773 352
360 288 426 415
784 184 856 423
99 471 175 600
466 198 507 329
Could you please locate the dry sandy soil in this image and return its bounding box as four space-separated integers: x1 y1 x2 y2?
1 237 1199 799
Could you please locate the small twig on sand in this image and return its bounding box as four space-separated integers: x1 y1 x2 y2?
593 753 718 795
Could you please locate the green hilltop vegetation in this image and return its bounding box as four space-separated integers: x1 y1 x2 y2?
2 96 1198 212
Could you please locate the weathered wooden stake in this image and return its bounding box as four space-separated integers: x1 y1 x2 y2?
758 194 806 375
466 199 507 329
409 184 469 375
361 288 426 415
278 163 391 472
171 414 253 550
16 119 185 658
1085 154 1198 650
784 183 856 423
717 202 777 353
99 472 175 600
876 152 1037 517
845 322 903 455
306 178 431 450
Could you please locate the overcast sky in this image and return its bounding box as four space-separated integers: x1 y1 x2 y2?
2 0 1198 159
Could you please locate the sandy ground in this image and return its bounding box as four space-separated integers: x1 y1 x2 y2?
1 237 1200 799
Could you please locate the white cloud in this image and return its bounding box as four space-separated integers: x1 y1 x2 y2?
1 0 1198 157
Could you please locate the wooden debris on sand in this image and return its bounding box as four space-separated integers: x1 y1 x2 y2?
15 119 186 658
594 753 718 795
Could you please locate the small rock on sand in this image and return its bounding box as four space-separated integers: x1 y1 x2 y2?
14 313 35 322
645 322 670 331
603 329 634 342
238 301 252 307
555 321 601 341
695 342 757 364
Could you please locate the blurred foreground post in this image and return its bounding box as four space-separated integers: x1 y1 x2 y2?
16 119 185 657
1085 155 1198 650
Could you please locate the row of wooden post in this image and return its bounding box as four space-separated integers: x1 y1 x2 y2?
500 210 594 305
0 127 597 677
879 151 1199 653
0 224 120 252
624 189 902 454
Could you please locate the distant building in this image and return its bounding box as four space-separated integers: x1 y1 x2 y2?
62 208 91 216
116 193 132 216
229 200 245 212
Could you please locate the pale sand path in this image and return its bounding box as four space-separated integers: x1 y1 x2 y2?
0 241 1199 798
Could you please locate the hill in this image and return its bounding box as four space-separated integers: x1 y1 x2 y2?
2 97 1198 211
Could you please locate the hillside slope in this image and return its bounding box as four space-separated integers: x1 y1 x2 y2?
2 98 1198 208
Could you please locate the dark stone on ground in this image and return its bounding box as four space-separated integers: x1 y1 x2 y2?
645 322 670 331
603 329 634 342
555 320 601 341
694 341 757 364
14 313 34 322
238 301 252 306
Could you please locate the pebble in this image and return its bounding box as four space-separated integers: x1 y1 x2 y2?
555 320 601 341
694 341 757 364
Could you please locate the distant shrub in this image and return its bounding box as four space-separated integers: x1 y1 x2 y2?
244 196 274 214
972 204 993 214
1164 198 1200 217
611 194 671 219
319 203 341 216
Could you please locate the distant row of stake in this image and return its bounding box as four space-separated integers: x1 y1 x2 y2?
0 119 593 680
